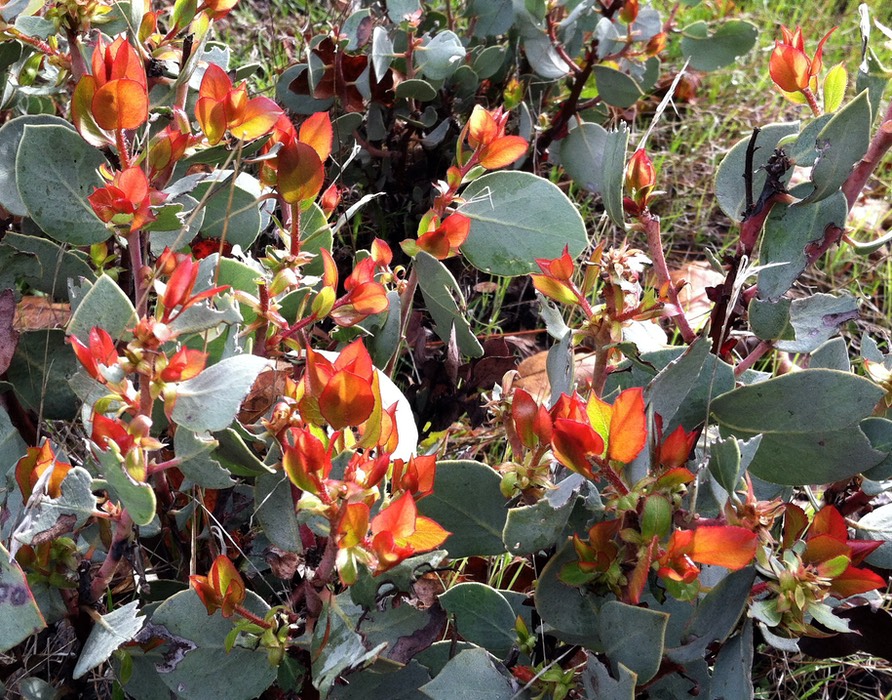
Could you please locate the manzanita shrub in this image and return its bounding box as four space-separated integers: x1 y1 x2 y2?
0 0 891 697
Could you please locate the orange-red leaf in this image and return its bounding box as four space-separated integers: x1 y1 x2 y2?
478 135 528 170
688 526 758 570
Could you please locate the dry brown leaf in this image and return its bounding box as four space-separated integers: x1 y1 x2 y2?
14 296 71 331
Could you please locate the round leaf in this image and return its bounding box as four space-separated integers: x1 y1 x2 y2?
458 171 587 277
439 583 516 659
141 590 276 700
680 20 758 72
0 115 74 216
415 460 507 557
16 124 109 244
0 542 46 652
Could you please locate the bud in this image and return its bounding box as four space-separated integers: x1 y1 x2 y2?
619 0 639 24
645 32 667 57
625 149 656 210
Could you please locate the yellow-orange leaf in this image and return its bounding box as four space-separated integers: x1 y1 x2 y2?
607 387 647 463
277 141 325 204
319 369 374 429
407 515 451 551
299 111 333 161
230 96 282 141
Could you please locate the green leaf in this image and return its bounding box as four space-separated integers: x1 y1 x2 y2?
715 122 799 222
415 252 484 358
11 466 97 549
601 124 629 228
387 0 421 22
758 191 848 300
73 601 145 679
439 583 516 659
371 27 394 82
7 330 81 420
680 20 758 72
853 503 892 569
802 90 872 204
862 417 892 481
0 115 74 217
0 405 26 483
809 337 850 371
254 472 301 552
598 601 668 684
711 369 885 484
527 29 575 77
278 64 335 115
503 477 577 555
467 0 513 37
357 598 434 654
856 49 888 126
592 66 643 109
559 122 628 227
312 597 386 696
667 567 755 664
395 79 438 101
416 460 507 557
580 656 636 700
823 64 848 113
16 125 109 245
171 355 271 432
773 293 858 354
707 437 743 495
331 661 432 699
748 298 793 342
458 171 588 277
363 290 402 368
174 429 235 489
350 550 447 608
212 427 275 476
0 230 95 299
0 542 46 653
419 648 514 700
416 31 466 81
472 46 506 79
788 114 834 167
534 541 602 648
709 620 754 700
138 590 276 700
645 338 735 433
191 172 263 248
67 275 137 343
95 447 157 527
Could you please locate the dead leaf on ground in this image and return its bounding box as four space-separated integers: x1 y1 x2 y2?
1 290 18 374
669 260 724 331
513 350 598 401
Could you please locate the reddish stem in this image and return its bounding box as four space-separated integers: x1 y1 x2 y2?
90 510 134 600
234 604 272 629
290 202 302 257
841 103 892 209
639 210 696 343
